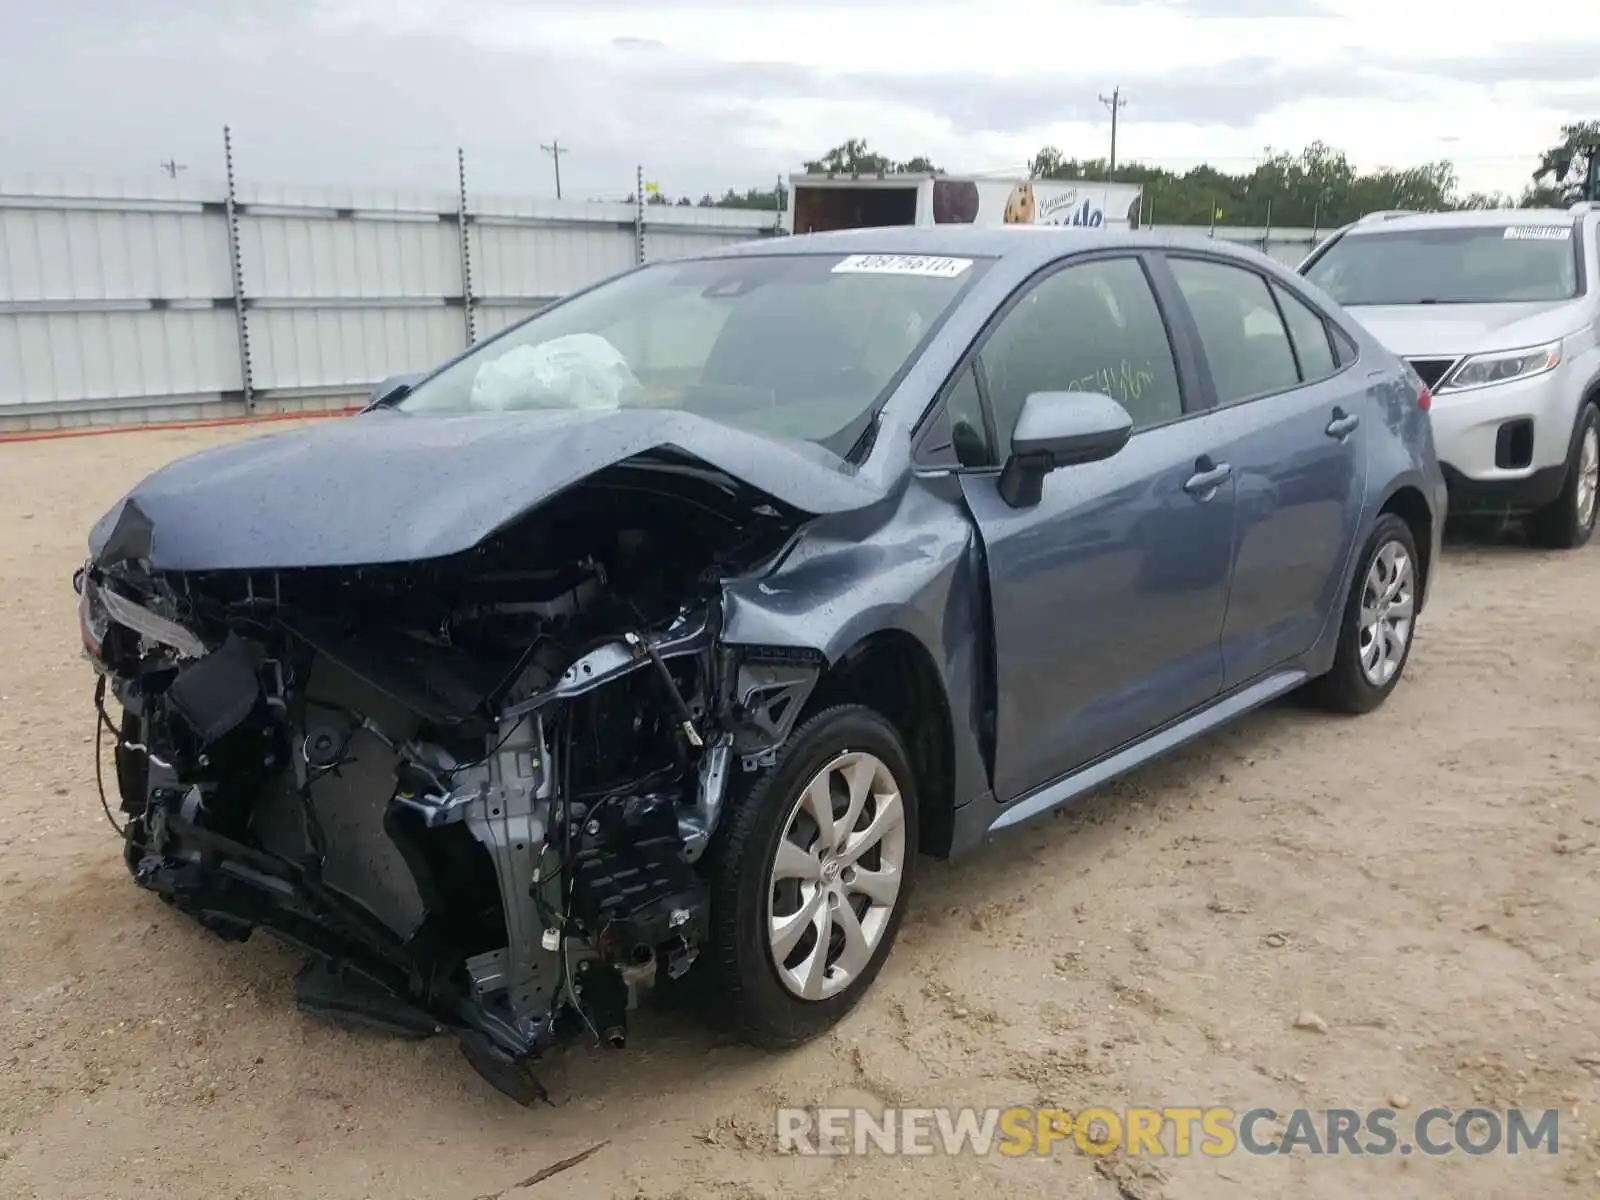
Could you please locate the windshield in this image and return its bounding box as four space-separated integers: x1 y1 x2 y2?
396 252 990 457
1304 224 1581 305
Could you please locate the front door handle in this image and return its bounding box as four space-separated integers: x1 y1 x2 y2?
1183 460 1232 497
1326 410 1361 440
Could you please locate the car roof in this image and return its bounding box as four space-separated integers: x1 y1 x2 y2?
696 225 1283 272
1342 208 1582 236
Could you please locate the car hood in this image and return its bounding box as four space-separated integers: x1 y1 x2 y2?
1343 300 1582 358
88 408 885 572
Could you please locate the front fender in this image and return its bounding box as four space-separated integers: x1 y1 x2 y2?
719 477 994 817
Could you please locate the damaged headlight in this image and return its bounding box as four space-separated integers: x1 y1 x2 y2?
76 568 111 662
93 581 206 660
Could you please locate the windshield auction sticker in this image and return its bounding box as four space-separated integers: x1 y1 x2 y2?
1502 225 1571 240
832 254 973 278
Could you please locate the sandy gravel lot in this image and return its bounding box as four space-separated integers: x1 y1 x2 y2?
1 422 1597 1200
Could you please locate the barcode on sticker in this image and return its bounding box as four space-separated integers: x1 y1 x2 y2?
1503 225 1571 240
832 254 973 278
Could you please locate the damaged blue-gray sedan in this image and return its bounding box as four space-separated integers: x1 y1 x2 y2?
74 227 1446 1103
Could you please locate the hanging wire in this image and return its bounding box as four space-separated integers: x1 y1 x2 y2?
92 676 129 840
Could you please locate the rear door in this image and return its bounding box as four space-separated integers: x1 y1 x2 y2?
947 252 1236 804
1156 253 1371 689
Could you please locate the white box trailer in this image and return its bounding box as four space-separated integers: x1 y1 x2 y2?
783 173 1145 235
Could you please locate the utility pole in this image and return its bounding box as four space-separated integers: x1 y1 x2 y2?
541 140 565 199
1098 87 1126 173
159 158 187 179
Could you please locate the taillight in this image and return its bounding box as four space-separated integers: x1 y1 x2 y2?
1418 385 1432 412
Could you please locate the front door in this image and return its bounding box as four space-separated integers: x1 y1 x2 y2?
957 254 1236 805
1160 255 1370 687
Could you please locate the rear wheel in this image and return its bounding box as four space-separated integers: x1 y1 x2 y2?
1526 401 1598 550
706 705 918 1048
1306 513 1419 715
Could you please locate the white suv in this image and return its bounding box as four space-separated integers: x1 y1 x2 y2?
1299 205 1600 548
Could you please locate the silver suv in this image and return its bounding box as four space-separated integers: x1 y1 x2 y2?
1299 204 1600 548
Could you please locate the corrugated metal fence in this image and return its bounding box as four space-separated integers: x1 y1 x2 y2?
0 165 780 432
0 168 1322 433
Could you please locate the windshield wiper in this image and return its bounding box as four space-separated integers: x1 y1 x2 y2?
843 409 881 464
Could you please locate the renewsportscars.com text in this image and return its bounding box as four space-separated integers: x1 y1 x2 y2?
775 1105 1561 1158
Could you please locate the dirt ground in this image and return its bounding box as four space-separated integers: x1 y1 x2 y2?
1 422 1597 1200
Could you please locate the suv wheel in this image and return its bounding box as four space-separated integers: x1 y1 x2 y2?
1526 401 1599 550
1307 513 1420 714
706 705 918 1048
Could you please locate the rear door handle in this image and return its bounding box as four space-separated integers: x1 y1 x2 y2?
1183 461 1232 497
1326 411 1361 440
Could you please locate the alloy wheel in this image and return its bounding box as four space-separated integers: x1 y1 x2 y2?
1358 540 1415 687
1576 422 1598 533
766 751 907 1002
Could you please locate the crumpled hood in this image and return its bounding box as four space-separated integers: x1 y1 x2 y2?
88 408 884 571
1344 300 1581 358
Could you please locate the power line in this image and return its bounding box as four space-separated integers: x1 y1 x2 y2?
540 139 566 199
1098 87 1127 172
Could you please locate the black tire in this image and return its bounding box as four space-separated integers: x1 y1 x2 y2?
706 704 919 1048
1526 401 1599 550
1306 513 1421 715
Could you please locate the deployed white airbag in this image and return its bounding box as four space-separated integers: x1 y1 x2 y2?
469 334 642 411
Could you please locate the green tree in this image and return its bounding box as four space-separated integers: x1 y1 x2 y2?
802 138 942 176
627 185 787 210
703 185 787 211
1022 140 1459 227
1456 191 1514 210
1525 120 1600 205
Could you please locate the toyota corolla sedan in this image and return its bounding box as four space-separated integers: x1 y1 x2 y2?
76 226 1446 1104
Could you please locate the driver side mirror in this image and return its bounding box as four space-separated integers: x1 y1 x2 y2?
362 371 423 412
998 391 1133 508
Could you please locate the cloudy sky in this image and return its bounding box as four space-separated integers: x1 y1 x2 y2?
2 0 1595 203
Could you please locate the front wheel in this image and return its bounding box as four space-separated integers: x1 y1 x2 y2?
1526 401 1598 550
706 705 919 1048
1306 513 1420 715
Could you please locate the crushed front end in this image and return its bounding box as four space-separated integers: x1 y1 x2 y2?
75 459 821 1103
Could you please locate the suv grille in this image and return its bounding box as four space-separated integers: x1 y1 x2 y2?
1405 357 1459 389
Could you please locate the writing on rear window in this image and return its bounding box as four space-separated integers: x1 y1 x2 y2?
832 254 973 278
1502 226 1571 240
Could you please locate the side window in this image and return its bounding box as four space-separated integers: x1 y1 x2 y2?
1330 323 1359 366
1169 258 1300 405
1270 281 1338 382
979 257 1184 451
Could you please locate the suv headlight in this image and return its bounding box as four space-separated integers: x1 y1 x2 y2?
1438 341 1562 392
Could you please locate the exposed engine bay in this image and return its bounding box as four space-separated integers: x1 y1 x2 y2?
76 455 824 1103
